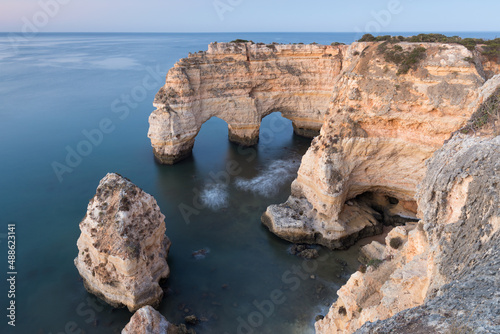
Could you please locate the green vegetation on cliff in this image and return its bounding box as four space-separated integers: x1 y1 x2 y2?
230 39 253 43
359 33 500 61
462 87 500 134
377 42 427 75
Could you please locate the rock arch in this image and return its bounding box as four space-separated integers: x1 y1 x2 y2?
148 42 344 164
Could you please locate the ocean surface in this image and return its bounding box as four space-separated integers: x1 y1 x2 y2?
0 32 498 334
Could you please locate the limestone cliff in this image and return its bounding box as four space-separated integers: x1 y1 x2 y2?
263 44 500 249
148 42 344 163
149 40 498 247
315 134 500 333
75 173 171 312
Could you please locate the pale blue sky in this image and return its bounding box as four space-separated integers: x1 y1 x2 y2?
1 0 499 33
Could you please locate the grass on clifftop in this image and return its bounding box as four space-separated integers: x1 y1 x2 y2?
359 33 500 61
229 39 253 43
461 87 500 135
377 42 427 75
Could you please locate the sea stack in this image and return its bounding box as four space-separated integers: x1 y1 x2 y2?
74 173 171 312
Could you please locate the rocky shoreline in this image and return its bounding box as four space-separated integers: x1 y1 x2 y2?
75 38 499 333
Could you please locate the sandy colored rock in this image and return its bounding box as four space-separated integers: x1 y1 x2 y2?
316 134 500 334
148 42 344 164
122 306 177 334
358 241 386 264
75 173 171 312
264 48 500 249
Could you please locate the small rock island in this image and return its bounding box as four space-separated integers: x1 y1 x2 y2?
74 173 171 312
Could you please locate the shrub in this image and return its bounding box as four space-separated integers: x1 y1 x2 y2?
358 34 376 42
331 42 346 46
230 39 250 43
367 259 383 268
358 264 367 273
353 51 360 56
338 306 347 316
378 42 427 75
356 34 500 62
390 237 403 249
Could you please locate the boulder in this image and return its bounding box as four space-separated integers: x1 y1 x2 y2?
75 173 171 312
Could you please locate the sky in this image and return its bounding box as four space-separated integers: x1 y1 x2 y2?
1 0 499 33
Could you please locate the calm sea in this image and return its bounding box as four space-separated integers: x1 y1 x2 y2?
0 32 498 334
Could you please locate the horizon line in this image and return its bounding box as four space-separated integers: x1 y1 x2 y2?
1 31 500 34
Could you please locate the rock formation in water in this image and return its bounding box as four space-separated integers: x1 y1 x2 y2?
148 39 499 333
263 46 500 249
74 173 171 312
148 42 343 163
149 40 498 250
122 306 177 334
315 134 500 333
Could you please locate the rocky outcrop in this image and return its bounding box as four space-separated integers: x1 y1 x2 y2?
315 134 500 333
122 306 177 334
263 44 500 249
75 173 171 312
148 42 344 163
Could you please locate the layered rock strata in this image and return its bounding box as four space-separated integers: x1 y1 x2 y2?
75 173 171 312
263 46 500 249
316 134 500 333
148 42 344 163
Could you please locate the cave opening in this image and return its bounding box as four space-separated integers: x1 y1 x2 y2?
349 191 420 227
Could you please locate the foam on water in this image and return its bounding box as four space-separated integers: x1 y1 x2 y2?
200 183 229 210
235 159 301 197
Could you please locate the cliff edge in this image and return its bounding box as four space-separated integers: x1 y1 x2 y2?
262 43 499 249
316 134 499 333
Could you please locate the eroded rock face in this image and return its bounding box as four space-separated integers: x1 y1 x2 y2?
315 134 500 333
75 173 171 312
263 46 500 249
122 306 177 334
148 42 345 164
315 222 428 333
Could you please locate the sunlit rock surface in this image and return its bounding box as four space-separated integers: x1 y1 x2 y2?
264 54 500 249
122 306 178 334
75 173 171 312
316 134 500 333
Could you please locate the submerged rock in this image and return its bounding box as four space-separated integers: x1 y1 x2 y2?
290 244 320 259
122 306 177 334
184 315 198 325
191 248 209 260
74 173 171 312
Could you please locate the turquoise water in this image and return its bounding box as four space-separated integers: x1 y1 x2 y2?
0 32 498 334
